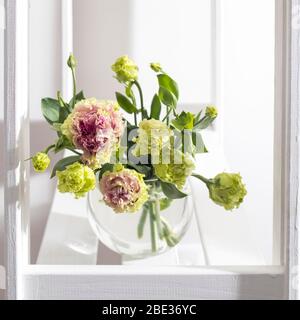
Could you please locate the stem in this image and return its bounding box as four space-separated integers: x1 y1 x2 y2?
166 107 170 125
71 68 77 107
137 206 148 239
65 147 82 156
44 144 55 154
134 81 145 120
162 107 172 122
131 93 138 126
160 217 179 248
192 173 212 185
149 204 157 252
134 113 137 127
153 184 163 239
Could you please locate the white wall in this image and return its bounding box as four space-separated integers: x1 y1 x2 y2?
28 0 62 264
73 0 212 106
221 0 275 264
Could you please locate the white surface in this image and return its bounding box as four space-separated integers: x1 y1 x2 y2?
22 265 285 300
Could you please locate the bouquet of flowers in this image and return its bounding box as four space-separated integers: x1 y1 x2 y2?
31 54 247 253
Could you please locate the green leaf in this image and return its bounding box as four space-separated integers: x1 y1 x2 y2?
160 181 187 199
127 162 152 176
160 198 173 211
59 106 70 123
171 111 194 130
150 94 161 120
52 123 62 132
158 87 177 108
158 74 179 99
98 163 114 181
125 83 134 99
41 98 61 124
54 135 74 153
116 92 137 114
192 130 208 154
194 116 216 130
69 91 85 110
41 97 70 125
50 155 81 178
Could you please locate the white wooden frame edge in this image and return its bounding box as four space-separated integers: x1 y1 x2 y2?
4 0 299 300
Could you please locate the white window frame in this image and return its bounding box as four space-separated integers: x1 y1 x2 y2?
4 0 299 300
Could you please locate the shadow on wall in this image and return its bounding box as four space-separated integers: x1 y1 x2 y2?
29 121 62 264
0 121 62 268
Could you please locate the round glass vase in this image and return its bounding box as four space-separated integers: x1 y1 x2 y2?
87 182 193 260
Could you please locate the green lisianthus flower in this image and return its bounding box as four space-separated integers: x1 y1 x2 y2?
208 173 247 210
32 152 50 173
205 105 218 119
133 119 173 159
154 150 195 190
56 162 96 198
99 164 149 213
111 55 138 83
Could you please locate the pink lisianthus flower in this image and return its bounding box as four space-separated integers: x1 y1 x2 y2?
99 164 149 213
61 99 124 168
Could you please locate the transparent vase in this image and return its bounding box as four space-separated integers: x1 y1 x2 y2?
87 181 193 260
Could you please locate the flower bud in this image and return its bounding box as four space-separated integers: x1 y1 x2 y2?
67 53 77 69
56 162 96 198
208 173 247 210
32 152 50 173
205 105 218 118
111 55 138 83
150 62 162 73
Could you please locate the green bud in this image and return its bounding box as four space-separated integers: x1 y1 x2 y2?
111 55 138 83
32 152 50 173
205 105 218 118
150 62 162 73
67 53 77 69
208 173 247 210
